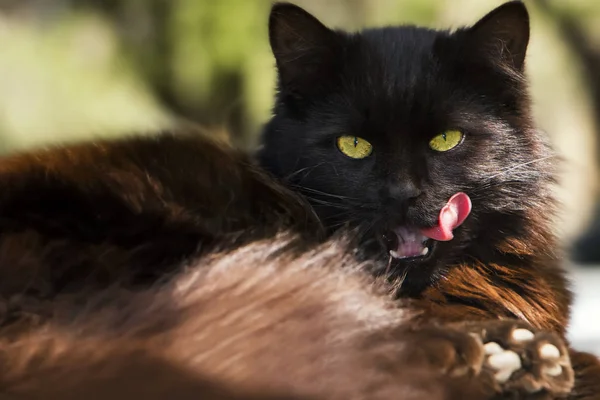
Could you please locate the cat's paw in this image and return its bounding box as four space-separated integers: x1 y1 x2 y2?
403 320 574 399
456 320 574 398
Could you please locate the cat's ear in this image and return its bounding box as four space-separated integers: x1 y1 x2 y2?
466 1 530 71
269 2 339 95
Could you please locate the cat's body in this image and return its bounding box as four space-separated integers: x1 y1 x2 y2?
0 127 585 399
0 1 596 399
0 237 491 400
0 131 494 400
0 129 583 400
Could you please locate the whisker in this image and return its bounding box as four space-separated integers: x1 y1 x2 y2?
295 186 359 201
470 179 531 193
304 197 357 210
284 163 326 181
483 155 555 181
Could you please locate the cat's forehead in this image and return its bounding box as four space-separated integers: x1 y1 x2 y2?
351 27 447 86
336 27 461 106
361 27 441 62
332 27 462 126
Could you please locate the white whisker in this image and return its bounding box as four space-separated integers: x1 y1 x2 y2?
484 155 555 181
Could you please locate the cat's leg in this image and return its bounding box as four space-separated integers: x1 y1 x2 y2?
399 319 574 399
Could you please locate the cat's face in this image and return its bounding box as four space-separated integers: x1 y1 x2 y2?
259 1 553 288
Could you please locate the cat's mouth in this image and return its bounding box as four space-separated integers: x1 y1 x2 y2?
384 192 472 261
384 227 433 260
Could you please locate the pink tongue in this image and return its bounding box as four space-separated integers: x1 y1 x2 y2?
420 192 471 241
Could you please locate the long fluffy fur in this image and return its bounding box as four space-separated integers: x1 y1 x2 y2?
0 237 486 400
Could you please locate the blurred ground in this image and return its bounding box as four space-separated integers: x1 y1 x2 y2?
568 266 600 355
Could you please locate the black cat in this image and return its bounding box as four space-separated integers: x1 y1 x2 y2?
258 1 600 398
259 0 550 294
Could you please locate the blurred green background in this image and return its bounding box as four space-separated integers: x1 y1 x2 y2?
0 0 599 246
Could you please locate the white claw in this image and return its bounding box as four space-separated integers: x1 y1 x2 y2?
494 368 515 383
484 342 504 355
488 350 522 371
542 364 563 377
539 343 561 360
489 350 522 384
511 328 535 342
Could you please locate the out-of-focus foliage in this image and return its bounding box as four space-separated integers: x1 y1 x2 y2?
0 0 444 150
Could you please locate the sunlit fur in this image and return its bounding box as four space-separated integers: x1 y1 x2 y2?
0 237 487 400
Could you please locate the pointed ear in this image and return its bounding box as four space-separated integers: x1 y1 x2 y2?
466 1 530 71
269 2 339 95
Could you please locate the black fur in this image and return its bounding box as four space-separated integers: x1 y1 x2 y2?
258 1 555 293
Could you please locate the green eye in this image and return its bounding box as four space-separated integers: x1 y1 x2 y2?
336 136 373 159
429 130 464 152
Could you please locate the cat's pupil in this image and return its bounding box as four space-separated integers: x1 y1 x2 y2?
442 133 447 141
353 137 358 147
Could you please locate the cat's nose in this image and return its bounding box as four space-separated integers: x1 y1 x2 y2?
385 180 421 202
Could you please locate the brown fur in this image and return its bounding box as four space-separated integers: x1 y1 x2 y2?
0 237 486 400
402 204 598 399
0 130 322 324
413 259 570 334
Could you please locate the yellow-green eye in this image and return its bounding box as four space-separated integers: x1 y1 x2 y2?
429 130 464 152
336 136 373 159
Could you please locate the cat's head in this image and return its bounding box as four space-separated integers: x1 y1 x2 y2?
258 1 556 289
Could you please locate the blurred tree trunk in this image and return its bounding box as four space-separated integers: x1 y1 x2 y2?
537 0 600 170
536 0 600 263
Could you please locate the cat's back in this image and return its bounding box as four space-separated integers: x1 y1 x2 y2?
0 131 315 231
0 131 322 313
